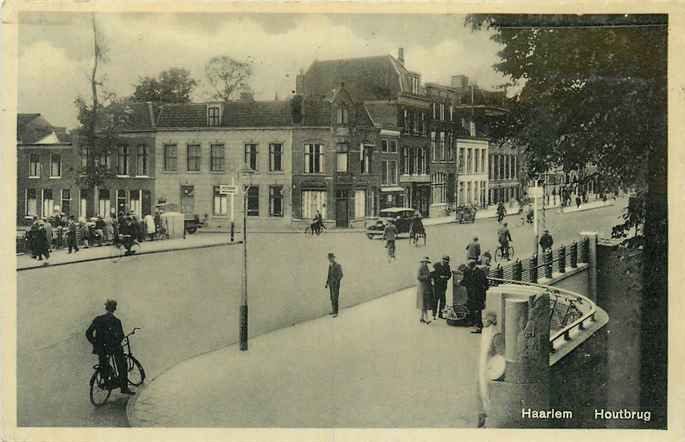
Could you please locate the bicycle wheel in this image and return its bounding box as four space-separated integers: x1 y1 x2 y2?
89 369 111 406
129 241 141 255
494 247 503 262
126 355 146 386
508 246 515 259
110 244 124 262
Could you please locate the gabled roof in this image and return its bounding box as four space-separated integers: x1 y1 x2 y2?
363 102 399 130
303 55 406 101
17 113 72 144
156 103 207 128
222 101 292 127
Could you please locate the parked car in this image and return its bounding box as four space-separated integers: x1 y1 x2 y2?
366 207 419 239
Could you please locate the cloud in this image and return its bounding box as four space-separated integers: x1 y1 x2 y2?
18 12 507 129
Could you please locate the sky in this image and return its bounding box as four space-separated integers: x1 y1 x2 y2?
18 12 507 129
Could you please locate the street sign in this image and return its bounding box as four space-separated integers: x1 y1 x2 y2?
528 186 543 199
219 184 238 195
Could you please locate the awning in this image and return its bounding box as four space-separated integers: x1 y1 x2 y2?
380 186 404 192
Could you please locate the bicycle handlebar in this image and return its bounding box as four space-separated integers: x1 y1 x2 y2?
125 327 141 338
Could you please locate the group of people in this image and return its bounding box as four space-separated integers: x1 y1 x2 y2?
24 209 166 263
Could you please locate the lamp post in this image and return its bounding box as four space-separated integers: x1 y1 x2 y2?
238 164 255 351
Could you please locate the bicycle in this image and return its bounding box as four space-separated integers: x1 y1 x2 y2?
110 234 141 262
409 229 427 247
494 243 515 262
304 221 326 237
89 328 146 407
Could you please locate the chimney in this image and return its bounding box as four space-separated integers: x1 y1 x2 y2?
398 48 405 65
290 94 304 124
296 69 305 95
451 75 469 89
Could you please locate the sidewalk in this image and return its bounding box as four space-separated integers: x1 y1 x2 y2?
562 199 615 214
16 233 236 271
127 286 481 427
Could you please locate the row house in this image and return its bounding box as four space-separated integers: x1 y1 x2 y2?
299 49 432 217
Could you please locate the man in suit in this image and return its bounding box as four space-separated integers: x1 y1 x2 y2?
465 237 481 262
325 252 344 318
85 299 135 395
431 256 452 320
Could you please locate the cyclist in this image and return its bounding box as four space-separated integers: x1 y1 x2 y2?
539 229 554 253
117 216 137 255
312 210 326 235
497 222 513 260
383 219 399 261
409 214 425 244
85 299 135 395
496 202 506 223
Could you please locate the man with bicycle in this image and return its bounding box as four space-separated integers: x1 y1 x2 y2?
85 299 135 395
496 201 506 223
497 222 513 260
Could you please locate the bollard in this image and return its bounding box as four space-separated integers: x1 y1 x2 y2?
512 259 523 281
529 255 538 283
581 237 590 263
570 242 578 268
558 246 566 273
494 265 504 285
544 249 553 279
230 221 235 242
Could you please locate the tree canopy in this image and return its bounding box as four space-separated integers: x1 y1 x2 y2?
131 67 197 103
204 55 254 101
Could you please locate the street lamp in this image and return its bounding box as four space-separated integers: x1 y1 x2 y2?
238 163 255 351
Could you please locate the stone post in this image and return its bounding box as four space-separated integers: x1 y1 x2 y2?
558 246 566 273
512 259 523 281
570 242 578 268
529 255 538 283
580 232 598 302
543 249 553 279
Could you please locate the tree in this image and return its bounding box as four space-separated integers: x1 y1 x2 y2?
204 55 253 101
72 14 133 216
131 67 197 103
467 14 667 427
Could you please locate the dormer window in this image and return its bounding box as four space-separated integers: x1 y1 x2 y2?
336 104 349 125
207 104 222 127
409 74 420 95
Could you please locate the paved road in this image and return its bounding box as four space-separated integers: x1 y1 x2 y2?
16 201 625 427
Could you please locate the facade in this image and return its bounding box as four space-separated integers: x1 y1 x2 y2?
488 141 520 206
16 114 74 224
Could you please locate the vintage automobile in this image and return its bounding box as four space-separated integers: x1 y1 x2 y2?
366 207 420 239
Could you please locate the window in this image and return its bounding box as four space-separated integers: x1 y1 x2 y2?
244 144 258 170
417 148 424 174
98 189 111 218
187 144 201 172
474 148 479 173
432 103 437 119
269 143 283 172
26 189 37 216
210 144 225 172
390 140 398 153
449 105 454 121
490 154 495 179
440 103 445 121
481 150 486 174
208 105 221 127
354 190 366 218
247 186 259 216
458 148 465 173
448 133 455 161
213 186 229 216
50 153 61 177
117 145 130 175
381 139 388 153
381 160 388 184
430 132 437 161
29 153 40 177
336 143 349 173
302 191 327 219
130 190 142 218
513 156 517 178
470 121 476 137
401 147 409 174
269 186 283 217
80 147 88 171
61 189 71 215
80 189 88 217
403 109 409 131
336 104 349 125
420 112 425 134
458 182 465 205
467 149 473 173
440 132 446 161
361 145 372 174
42 189 53 217
304 144 325 174
135 145 148 176
409 75 420 95
163 144 177 171
389 160 398 185
467 181 472 204
97 151 111 169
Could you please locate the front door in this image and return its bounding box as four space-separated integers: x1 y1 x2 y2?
181 185 194 217
335 190 349 227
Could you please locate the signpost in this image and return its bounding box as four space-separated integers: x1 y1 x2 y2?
528 185 543 258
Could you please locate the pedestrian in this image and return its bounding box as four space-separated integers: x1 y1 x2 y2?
464 260 488 333
28 217 39 259
144 213 156 241
325 252 343 318
78 217 89 248
43 218 54 251
539 229 554 252
67 215 79 254
103 214 114 244
417 257 433 324
465 236 481 262
34 220 50 265
575 194 582 208
431 256 452 320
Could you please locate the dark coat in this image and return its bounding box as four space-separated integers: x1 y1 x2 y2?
464 266 488 311
431 262 452 291
540 233 554 250
466 241 481 260
326 262 343 287
33 226 49 254
85 312 125 355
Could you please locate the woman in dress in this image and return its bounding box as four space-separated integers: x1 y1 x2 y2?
417 257 434 324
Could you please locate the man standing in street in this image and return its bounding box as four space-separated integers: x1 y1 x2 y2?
539 229 554 253
325 253 344 318
466 236 481 262
85 299 135 395
431 255 452 320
